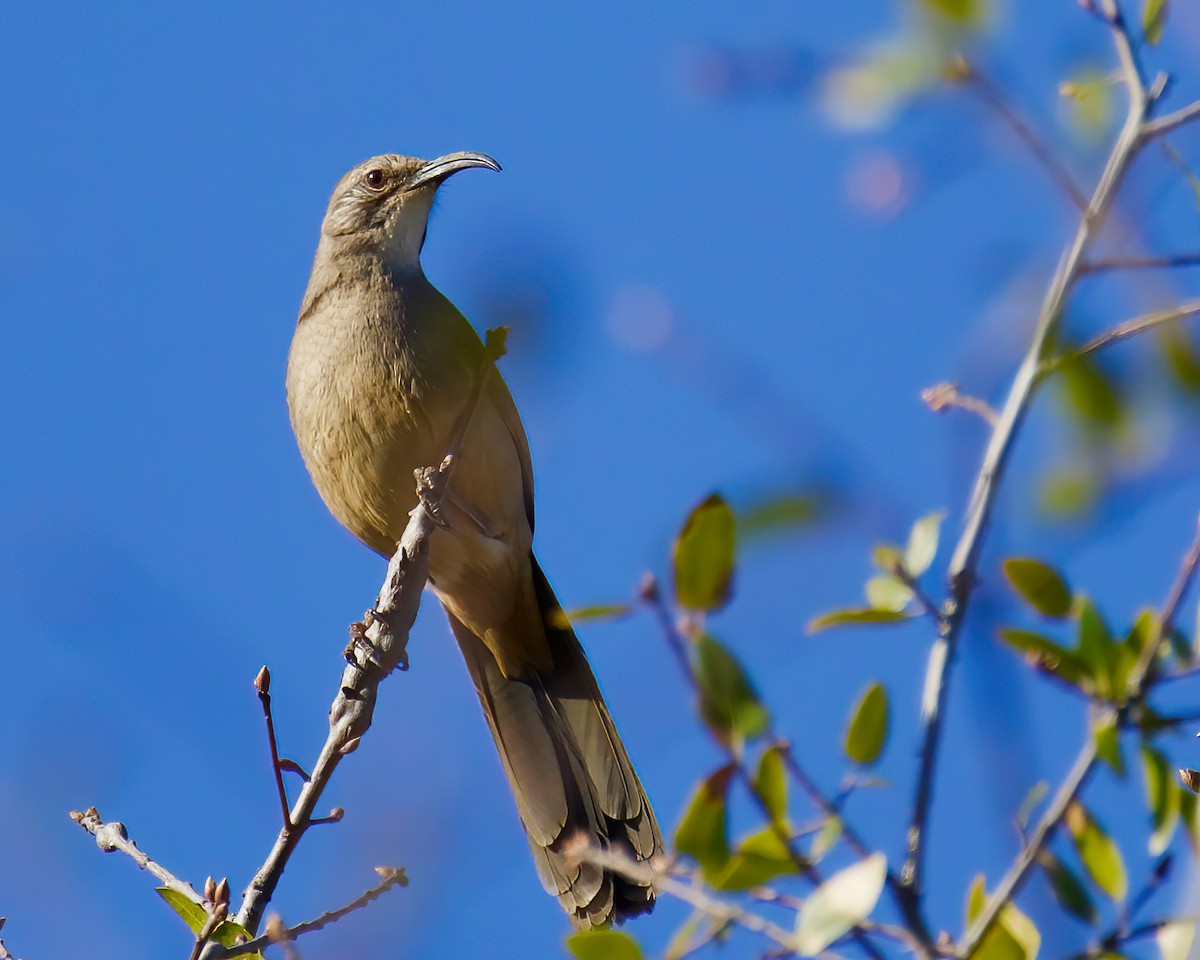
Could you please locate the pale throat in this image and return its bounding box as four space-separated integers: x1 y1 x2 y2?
378 190 435 272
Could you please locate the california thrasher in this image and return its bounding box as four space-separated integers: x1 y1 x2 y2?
286 152 661 928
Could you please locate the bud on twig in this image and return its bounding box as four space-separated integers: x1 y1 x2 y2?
255 666 271 696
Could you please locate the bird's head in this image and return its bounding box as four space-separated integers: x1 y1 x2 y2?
319 151 501 266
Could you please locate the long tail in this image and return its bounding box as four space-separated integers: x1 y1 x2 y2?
447 555 661 928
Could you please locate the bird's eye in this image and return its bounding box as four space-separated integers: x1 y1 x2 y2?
364 168 385 189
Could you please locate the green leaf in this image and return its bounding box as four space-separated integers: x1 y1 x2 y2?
1181 787 1200 854
1060 72 1116 144
1142 0 1168 45
1142 745 1181 856
918 0 983 23
1015 781 1048 832
754 745 788 825
1037 851 1099 924
1159 323 1200 393
794 853 887 955
566 930 645 960
692 634 770 742
713 827 798 890
965 875 1043 960
156 888 206 935
1066 802 1128 900
1038 468 1098 518
1094 716 1126 778
561 603 633 624
865 575 914 612
212 921 261 956
872 543 905 570
905 510 947 577
807 608 915 633
674 765 734 877
810 815 843 863
739 492 822 539
844 683 890 765
999 629 1088 686
1003 558 1073 617
1077 599 1118 700
1058 353 1122 428
673 494 736 612
1158 922 1194 960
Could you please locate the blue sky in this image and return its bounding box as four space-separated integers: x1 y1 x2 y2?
5 2 1200 958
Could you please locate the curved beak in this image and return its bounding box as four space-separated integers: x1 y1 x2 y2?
408 151 501 190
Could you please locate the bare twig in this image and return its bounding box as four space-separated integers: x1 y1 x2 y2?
230 328 509 938
904 0 1158 908
1081 254 1200 273
214 867 408 959
69 807 206 907
1043 300 1200 370
254 667 292 829
921 383 999 427
1142 100 1200 140
954 59 1090 211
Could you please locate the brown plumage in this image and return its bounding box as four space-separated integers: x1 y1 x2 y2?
286 153 661 927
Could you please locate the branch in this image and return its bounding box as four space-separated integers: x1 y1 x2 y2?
230 328 509 937
69 807 206 907
903 0 1156 906
961 515 1200 957
215 867 408 959
921 383 998 427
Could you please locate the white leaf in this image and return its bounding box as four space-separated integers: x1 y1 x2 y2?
794 853 887 956
1158 922 1195 960
904 510 946 577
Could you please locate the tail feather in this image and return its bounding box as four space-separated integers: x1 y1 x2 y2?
447 555 661 928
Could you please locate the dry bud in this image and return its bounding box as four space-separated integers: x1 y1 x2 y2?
1180 768 1200 792
254 666 271 695
204 876 217 901
637 572 660 603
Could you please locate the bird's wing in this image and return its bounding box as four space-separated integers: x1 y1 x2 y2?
487 374 536 533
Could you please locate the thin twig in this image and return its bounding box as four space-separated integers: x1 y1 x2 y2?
1081 254 1200 273
1043 300 1200 370
254 667 292 829
214 867 408 959
229 328 509 939
904 0 1156 909
1142 100 1200 140
958 61 1090 211
69 807 206 906
921 383 999 427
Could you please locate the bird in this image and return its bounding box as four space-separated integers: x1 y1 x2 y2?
286 151 662 928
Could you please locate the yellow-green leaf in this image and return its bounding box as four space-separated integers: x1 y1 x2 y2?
918 0 983 23
675 765 734 877
713 827 798 890
754 745 787 824
1077 599 1118 700
692 634 770 743
965 875 1043 960
999 629 1088 685
794 853 887 955
674 494 736 612
905 510 947 576
807 608 914 633
156 888 206 934
872 543 905 570
1142 0 1168 45
1094 716 1126 778
1142 746 1181 855
1003 558 1073 617
1066 802 1127 900
844 683 890 765
567 929 645 960
562 604 633 624
810 815 843 863
866 575 914 611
